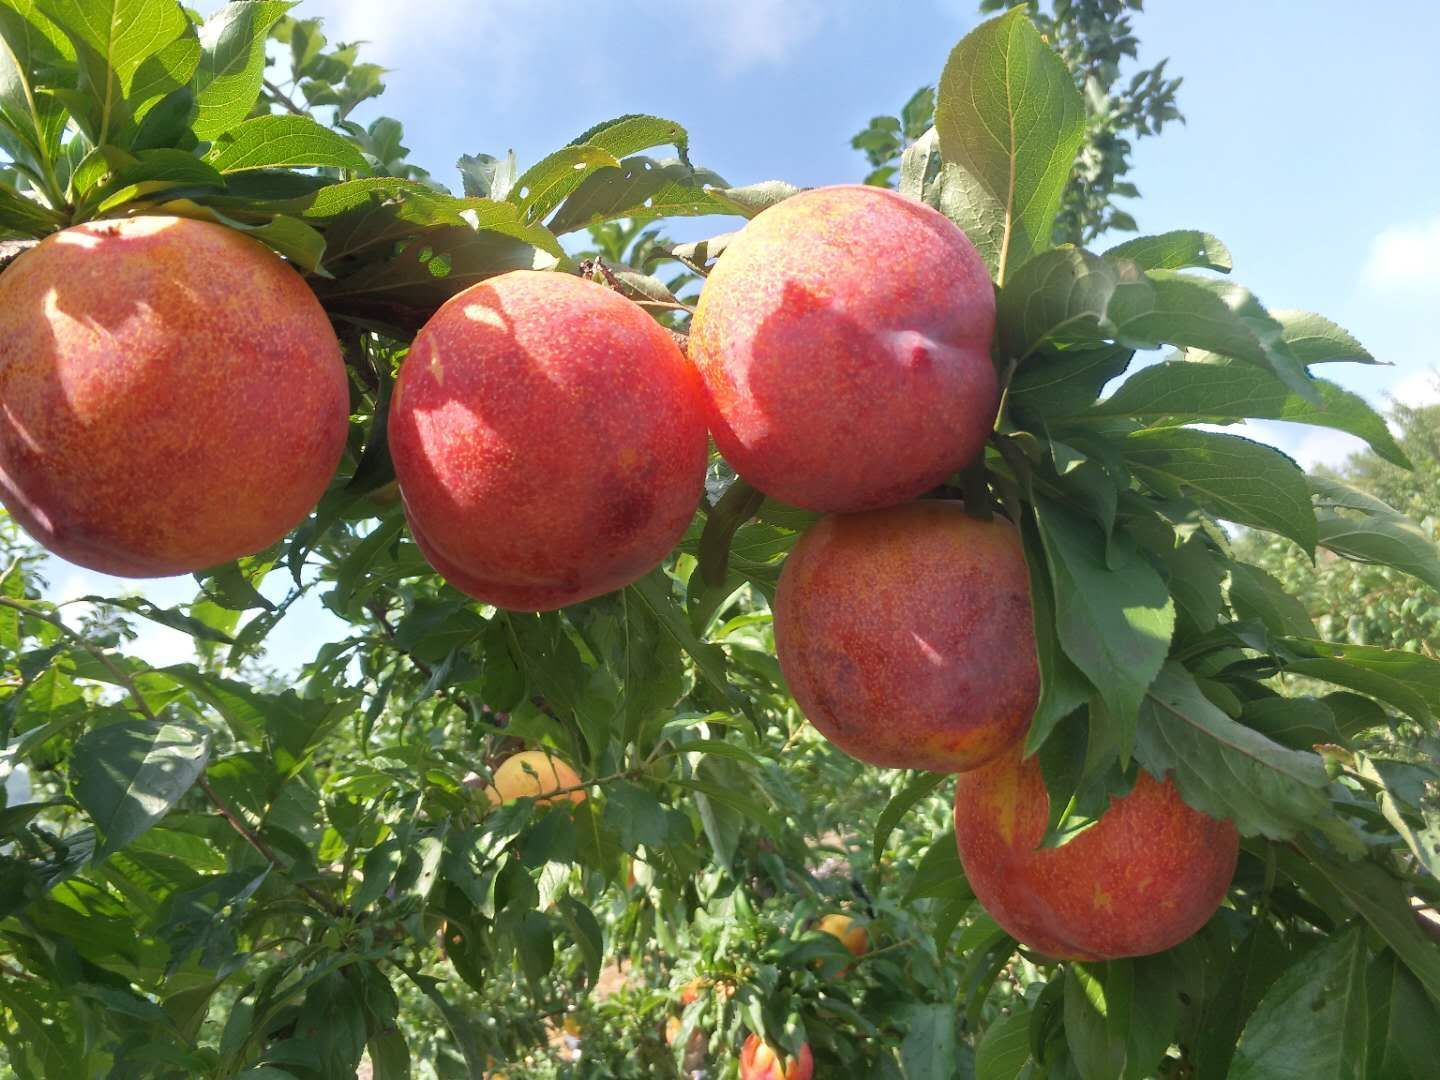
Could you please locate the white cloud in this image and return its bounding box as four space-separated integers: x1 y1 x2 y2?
1362 216 1440 294
1386 367 1440 408
693 0 827 73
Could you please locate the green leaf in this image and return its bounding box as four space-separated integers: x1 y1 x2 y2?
628 570 744 721
456 148 516 199
1228 562 1316 638
556 896 604 989
0 177 62 233
0 0 72 166
203 114 367 173
1134 663 1353 846
1304 480 1440 590
997 247 1153 360
975 1006 1032 1080
698 478 765 588
1272 309 1376 365
1020 511 1092 752
294 970 367 1079
1193 918 1290 1080
0 981 86 1076
1281 638 1440 725
1124 427 1317 552
37 0 189 143
78 594 233 643
398 969 487 1076
312 219 558 328
1093 361 1409 468
1349 753 1440 880
1297 843 1440 1006
934 7 1085 282
568 112 688 159
1367 951 1440 1079
544 155 726 235
1064 962 1130 1080
1318 512 1440 592
924 161 1007 276
903 828 971 904
1129 273 1316 401
872 771 948 864
507 142 620 225
897 125 937 200
671 777 780 836
1008 344 1132 421
1033 496 1174 743
1000 256 1317 401
120 24 197 134
83 147 223 212
70 718 211 860
1241 696 1341 752
899 1003 959 1080
266 691 354 779
1134 665 1359 858
190 0 289 141
1231 928 1370 1080
1103 230 1233 272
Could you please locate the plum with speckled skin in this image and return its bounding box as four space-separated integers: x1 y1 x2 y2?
774 502 1038 772
954 750 1239 960
690 184 997 513
388 270 708 611
0 216 349 577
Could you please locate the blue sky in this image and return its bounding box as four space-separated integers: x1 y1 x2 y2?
35 0 1440 668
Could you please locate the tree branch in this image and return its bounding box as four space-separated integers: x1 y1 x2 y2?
263 78 307 117
197 775 341 915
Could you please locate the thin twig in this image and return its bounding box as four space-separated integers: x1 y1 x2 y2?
365 597 473 718
0 597 157 721
262 78 307 117
197 775 341 914
0 960 36 982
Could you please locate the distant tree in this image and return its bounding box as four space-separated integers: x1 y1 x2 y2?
1236 393 1440 654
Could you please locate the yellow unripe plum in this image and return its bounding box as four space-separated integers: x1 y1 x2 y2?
467 751 586 806
816 914 868 958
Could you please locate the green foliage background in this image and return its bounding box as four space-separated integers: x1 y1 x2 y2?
0 3 1437 1079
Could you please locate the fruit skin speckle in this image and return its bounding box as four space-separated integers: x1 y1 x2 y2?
388 270 708 611
954 749 1240 960
774 501 1038 772
0 215 349 577
690 184 998 513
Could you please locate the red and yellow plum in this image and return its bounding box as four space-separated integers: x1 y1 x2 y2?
774 501 1038 772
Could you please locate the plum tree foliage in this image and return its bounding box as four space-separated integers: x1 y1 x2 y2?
853 0 1183 244
0 3 1438 1079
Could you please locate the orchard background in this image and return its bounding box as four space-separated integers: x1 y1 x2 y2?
1 2 1439 1079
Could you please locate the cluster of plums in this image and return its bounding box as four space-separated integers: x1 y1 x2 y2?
0 186 1236 969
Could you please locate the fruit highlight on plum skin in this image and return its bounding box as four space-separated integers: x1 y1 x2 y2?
0 215 349 577
774 501 1040 773
388 269 709 612
954 749 1240 961
690 183 999 514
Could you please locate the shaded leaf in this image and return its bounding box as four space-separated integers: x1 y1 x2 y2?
70 718 211 859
